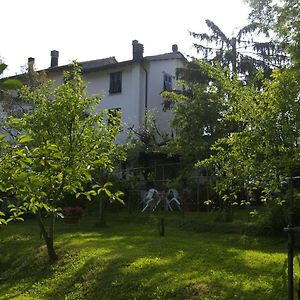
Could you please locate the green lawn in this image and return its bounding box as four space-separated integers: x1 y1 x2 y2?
0 212 296 299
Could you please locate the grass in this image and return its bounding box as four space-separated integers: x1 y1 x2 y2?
0 211 296 299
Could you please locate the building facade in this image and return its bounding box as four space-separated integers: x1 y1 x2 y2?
45 41 186 143
1 41 186 143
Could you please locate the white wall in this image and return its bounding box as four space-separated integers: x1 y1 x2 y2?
45 57 185 143
47 65 143 143
147 58 185 137
84 64 144 143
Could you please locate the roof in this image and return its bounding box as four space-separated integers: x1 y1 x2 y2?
46 51 186 75
46 56 118 73
145 52 185 61
3 51 187 79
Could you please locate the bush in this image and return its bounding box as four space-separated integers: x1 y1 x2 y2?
61 192 87 209
214 208 234 222
254 205 287 235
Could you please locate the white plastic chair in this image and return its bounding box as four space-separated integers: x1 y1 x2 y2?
141 189 160 212
166 189 181 210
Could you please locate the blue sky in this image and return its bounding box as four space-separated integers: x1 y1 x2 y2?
1 0 250 76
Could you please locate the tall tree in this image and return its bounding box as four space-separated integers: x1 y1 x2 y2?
165 15 288 166
190 19 288 81
1 59 46 120
0 63 22 225
164 60 231 166
0 63 123 261
246 0 300 67
200 66 300 213
0 63 22 91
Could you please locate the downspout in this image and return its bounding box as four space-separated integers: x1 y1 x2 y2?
140 62 148 114
231 37 237 74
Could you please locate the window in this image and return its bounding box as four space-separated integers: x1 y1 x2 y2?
109 72 122 94
163 73 173 91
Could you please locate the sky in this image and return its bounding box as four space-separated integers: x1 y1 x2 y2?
1 0 250 76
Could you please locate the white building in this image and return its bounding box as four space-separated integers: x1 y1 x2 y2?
45 41 186 143
1 41 186 143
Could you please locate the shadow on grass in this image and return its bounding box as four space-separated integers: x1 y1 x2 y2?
0 214 291 299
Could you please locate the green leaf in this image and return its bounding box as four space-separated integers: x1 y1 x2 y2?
104 182 113 188
89 190 97 196
0 219 7 225
105 189 112 198
47 144 58 151
0 134 8 142
15 150 27 158
97 188 104 194
19 135 33 143
0 63 7 74
115 191 124 197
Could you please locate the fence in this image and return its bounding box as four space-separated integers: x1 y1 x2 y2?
112 162 212 212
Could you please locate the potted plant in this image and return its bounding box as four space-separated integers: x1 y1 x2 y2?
63 206 84 224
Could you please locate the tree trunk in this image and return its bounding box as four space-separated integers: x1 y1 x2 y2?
97 196 106 226
231 37 237 74
37 212 58 263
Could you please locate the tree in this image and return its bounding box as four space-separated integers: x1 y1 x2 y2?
164 17 288 172
126 109 171 191
1 59 46 120
0 63 23 225
127 109 170 154
190 19 288 82
164 60 231 167
0 63 124 262
0 63 22 91
0 63 23 121
246 0 300 68
200 66 300 216
161 61 237 209
271 0 300 68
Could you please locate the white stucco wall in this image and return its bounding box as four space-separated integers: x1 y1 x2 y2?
146 58 185 137
47 71 64 85
84 64 144 143
45 56 185 143
47 64 145 143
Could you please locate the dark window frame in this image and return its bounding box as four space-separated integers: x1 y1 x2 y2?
109 72 122 94
163 73 173 91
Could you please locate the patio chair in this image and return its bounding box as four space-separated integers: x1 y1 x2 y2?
166 189 181 211
141 188 160 212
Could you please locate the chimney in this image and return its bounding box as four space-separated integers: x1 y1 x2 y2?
172 44 178 52
50 50 59 68
132 40 144 61
28 57 35 72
